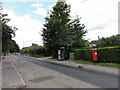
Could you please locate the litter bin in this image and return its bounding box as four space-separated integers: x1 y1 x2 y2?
69 52 74 60
92 49 98 62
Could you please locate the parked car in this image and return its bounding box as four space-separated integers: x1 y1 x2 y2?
15 53 18 55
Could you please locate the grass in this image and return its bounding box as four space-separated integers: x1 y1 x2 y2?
74 60 120 68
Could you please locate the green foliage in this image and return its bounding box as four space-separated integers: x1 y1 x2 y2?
69 16 87 48
42 2 87 57
42 2 71 58
98 48 119 63
20 46 51 57
74 46 120 63
97 34 120 47
9 40 20 53
74 49 92 61
42 2 70 48
74 46 120 50
1 5 19 54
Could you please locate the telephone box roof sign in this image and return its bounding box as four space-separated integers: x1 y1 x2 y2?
61 47 65 49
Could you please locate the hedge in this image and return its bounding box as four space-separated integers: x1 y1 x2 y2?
20 46 51 57
74 50 92 61
74 46 120 63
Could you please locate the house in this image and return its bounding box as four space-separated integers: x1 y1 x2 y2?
89 40 98 47
31 43 39 47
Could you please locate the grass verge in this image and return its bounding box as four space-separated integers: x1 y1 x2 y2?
33 55 52 58
74 60 120 68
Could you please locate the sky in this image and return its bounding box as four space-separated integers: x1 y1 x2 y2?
2 0 119 49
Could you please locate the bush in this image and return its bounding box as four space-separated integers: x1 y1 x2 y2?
74 49 92 61
20 46 51 57
74 46 120 63
98 48 120 63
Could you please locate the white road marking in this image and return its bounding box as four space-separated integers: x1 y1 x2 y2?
9 56 26 88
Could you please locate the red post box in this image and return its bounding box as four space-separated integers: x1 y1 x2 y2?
92 49 98 61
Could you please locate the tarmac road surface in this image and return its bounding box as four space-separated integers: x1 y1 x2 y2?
15 55 119 88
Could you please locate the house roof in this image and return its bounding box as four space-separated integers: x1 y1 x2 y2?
90 40 98 44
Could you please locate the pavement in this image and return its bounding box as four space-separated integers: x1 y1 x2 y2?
2 55 26 88
28 56 119 76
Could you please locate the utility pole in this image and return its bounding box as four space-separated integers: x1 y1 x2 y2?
23 41 25 48
98 36 100 40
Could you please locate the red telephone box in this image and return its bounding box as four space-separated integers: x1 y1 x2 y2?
92 49 98 61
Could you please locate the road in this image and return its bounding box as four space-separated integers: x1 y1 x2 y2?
14 55 119 88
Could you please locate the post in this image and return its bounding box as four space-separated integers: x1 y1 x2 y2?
92 49 98 63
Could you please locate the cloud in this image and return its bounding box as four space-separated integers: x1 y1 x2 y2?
47 3 56 11
81 0 88 3
66 0 118 41
85 22 118 41
3 9 44 49
89 25 106 31
33 8 48 16
31 3 44 7
4 0 58 2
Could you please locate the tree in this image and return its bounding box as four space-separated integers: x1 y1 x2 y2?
42 1 87 57
97 34 120 47
2 14 17 53
0 2 2 56
1 4 19 54
9 40 20 53
69 16 87 48
42 2 71 57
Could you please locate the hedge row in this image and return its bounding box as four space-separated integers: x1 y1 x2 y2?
20 46 51 56
74 46 120 63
